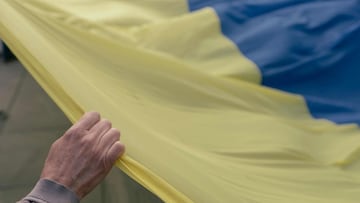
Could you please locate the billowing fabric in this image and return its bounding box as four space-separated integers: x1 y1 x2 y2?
190 0 360 125
1 0 360 202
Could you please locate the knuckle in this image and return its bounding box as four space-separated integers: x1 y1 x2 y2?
106 129 120 142
65 127 85 137
102 119 112 128
87 111 100 119
110 128 120 136
81 136 94 145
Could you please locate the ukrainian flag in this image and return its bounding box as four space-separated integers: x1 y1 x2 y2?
1 0 360 202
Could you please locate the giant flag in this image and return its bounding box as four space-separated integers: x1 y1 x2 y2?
1 0 360 202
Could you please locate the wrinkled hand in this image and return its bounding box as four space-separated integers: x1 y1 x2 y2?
40 112 125 199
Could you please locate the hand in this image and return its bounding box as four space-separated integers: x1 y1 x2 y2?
40 112 125 199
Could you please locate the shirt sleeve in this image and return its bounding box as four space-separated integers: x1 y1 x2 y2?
17 179 79 203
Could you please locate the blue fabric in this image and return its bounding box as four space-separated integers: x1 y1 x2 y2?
188 0 360 125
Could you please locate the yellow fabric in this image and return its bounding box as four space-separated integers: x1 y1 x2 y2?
2 0 360 202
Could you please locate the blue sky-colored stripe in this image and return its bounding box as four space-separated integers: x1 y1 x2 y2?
189 0 360 125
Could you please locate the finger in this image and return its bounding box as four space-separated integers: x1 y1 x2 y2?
70 112 101 131
99 128 120 150
89 119 112 137
106 141 125 165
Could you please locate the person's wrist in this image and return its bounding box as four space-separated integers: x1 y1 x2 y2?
25 178 79 203
40 174 82 199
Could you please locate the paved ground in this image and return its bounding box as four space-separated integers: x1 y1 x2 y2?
0 44 162 202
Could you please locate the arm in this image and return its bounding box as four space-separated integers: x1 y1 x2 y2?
18 112 125 203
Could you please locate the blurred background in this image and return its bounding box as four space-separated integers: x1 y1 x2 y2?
0 40 162 203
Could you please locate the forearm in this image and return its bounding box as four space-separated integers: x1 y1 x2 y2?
18 179 79 203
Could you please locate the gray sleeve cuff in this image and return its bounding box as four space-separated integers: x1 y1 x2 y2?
22 179 79 203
